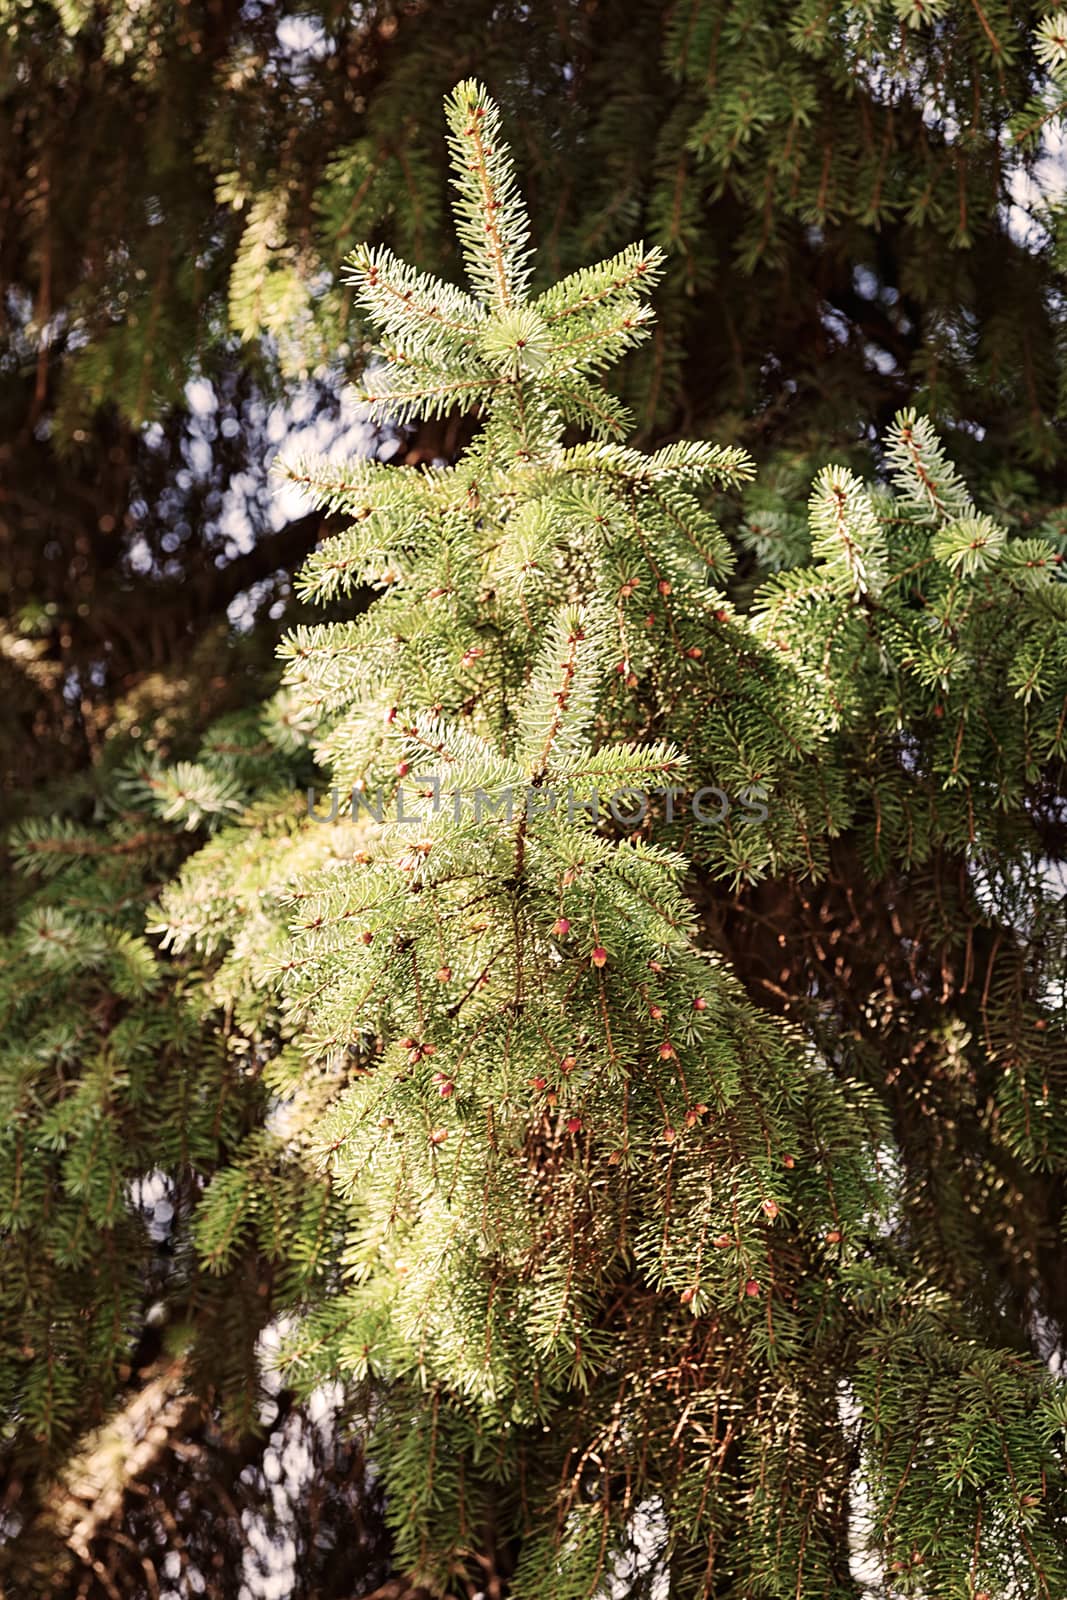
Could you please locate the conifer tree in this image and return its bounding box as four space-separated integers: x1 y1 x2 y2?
9 0 1067 805
5 35 1067 1596
132 81 1067 1597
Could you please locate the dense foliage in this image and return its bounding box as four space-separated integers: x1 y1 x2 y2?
5 0 1067 455
5 71 1067 1597
6 0 1067 789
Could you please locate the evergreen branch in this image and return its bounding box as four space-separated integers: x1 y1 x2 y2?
517 607 610 774
808 464 887 598
357 367 505 426
884 409 973 524
344 243 485 355
535 243 666 325
548 376 633 440
541 300 656 377
444 80 533 309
